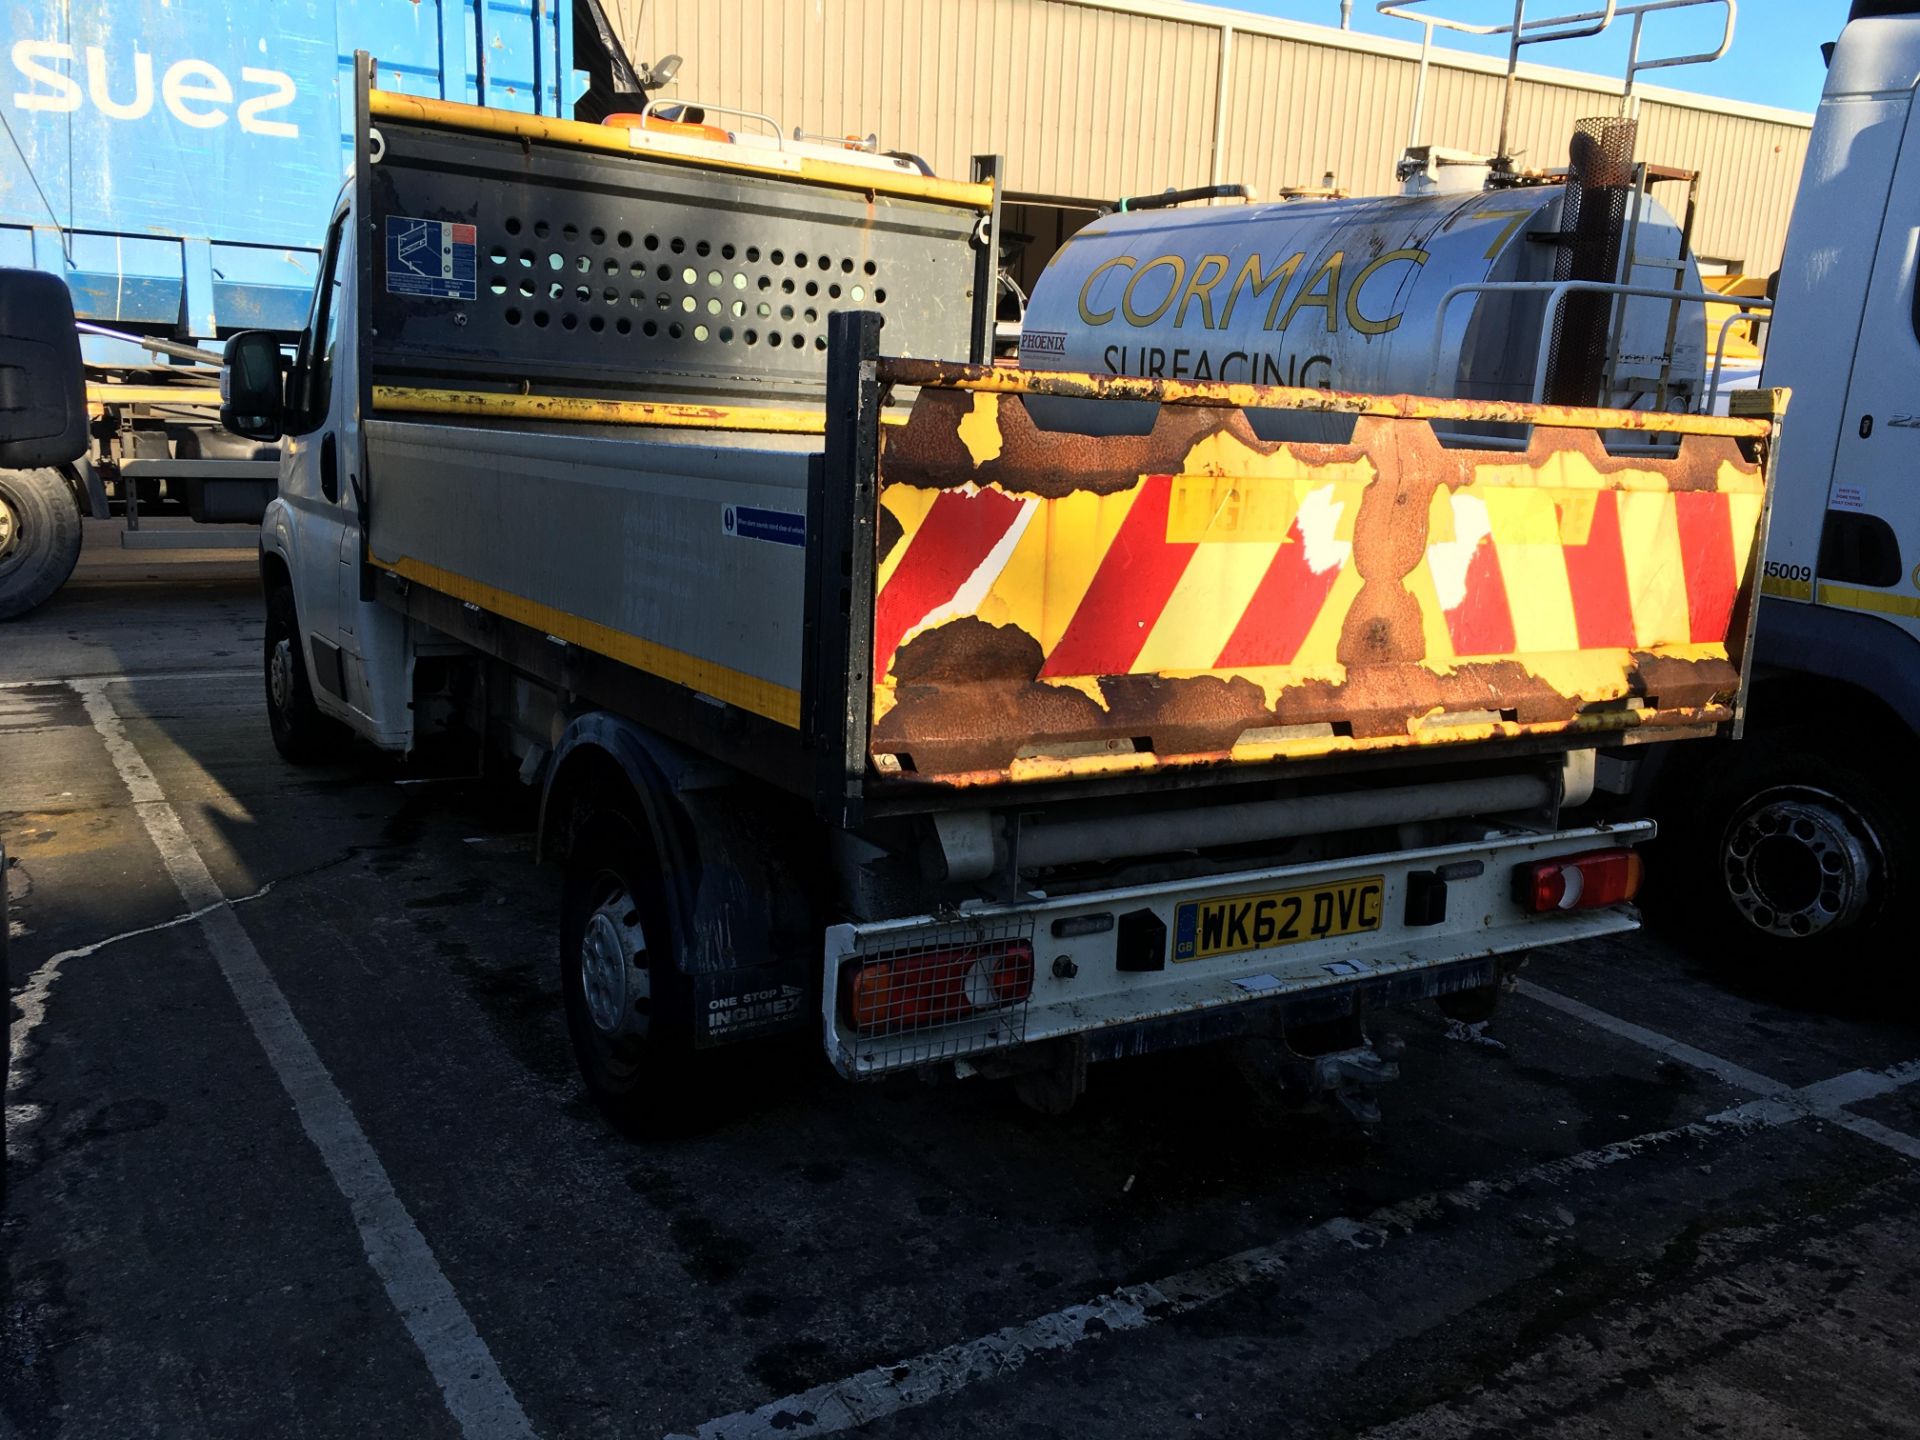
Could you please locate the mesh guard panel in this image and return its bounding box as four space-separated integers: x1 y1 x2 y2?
1544 117 1637 408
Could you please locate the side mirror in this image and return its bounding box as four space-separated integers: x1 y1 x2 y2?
220 330 286 441
0 268 86 468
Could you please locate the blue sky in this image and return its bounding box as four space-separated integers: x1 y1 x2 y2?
1234 2 1849 112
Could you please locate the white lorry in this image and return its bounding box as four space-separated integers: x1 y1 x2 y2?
1640 1 1920 967
220 56 1779 1131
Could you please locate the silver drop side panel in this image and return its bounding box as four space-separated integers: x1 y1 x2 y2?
366 421 815 719
1018 187 1705 409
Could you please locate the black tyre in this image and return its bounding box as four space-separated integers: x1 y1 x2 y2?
1664 732 1918 974
560 810 710 1136
264 582 345 764
0 467 82 621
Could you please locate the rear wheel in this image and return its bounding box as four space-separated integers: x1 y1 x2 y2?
0 467 82 620
560 810 710 1136
264 581 345 764
1668 733 1916 975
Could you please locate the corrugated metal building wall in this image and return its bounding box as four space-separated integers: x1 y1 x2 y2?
604 0 1812 274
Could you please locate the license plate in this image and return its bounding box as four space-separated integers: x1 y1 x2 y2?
1173 876 1385 962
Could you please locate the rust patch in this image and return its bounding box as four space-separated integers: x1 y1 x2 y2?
875 617 1744 779
882 387 1258 498
1340 418 1446 667
881 388 1761 504
880 359 1784 442
1505 424 1748 492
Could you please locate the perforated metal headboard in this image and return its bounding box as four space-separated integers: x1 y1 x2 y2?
358 75 998 409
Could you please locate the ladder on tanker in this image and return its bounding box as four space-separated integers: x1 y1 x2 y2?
1381 0 1750 415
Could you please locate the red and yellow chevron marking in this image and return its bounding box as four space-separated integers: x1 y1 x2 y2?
1410 480 1766 664
873 438 1766 705
875 438 1374 689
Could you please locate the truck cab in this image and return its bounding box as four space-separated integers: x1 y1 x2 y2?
239 192 415 755
1655 3 1920 966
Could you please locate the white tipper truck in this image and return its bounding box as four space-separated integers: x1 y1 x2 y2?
219 56 1780 1131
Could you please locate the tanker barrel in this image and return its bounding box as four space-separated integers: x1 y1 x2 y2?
1017 180 1706 417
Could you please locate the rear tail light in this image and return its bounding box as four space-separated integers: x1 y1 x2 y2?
1517 848 1643 913
843 941 1035 1036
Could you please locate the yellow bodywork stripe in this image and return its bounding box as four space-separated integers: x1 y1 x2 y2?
367 90 995 210
87 385 224 406
373 551 801 728
1818 582 1920 619
369 386 909 434
372 385 831 434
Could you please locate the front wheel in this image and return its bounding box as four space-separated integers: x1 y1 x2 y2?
0 467 83 621
263 581 345 764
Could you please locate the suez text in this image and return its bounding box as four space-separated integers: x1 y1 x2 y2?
10 40 298 136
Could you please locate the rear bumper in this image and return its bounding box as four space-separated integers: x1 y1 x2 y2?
823 822 1651 1078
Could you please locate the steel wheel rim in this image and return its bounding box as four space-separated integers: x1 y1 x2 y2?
269 637 295 712
1721 785 1881 940
579 884 649 1038
0 490 21 574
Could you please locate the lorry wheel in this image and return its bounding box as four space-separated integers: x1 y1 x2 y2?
560 810 707 1136
1675 734 1917 974
264 583 345 764
0 467 83 621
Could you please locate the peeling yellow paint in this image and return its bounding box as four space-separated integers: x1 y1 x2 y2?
956 394 1005 465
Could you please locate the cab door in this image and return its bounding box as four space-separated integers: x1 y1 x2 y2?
281 199 414 744
278 204 356 717
1810 94 1920 636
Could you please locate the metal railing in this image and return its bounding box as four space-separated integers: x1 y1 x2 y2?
1379 1 1737 156
1426 277 1771 410
1706 306 1771 415
637 98 786 147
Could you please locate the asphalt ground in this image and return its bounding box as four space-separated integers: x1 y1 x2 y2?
7 529 1920 1439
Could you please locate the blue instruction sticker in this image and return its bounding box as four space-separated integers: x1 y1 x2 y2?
385 216 476 300
721 505 806 547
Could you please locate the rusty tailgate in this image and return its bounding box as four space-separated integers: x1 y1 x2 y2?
861 359 1783 789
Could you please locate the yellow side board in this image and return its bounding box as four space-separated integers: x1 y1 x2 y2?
368 89 996 211
369 386 911 434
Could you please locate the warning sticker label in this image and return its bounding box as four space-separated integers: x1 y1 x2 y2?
385 216 477 300
706 985 806 1037
721 505 806 547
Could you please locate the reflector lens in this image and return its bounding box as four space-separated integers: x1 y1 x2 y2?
843 941 1036 1035
1518 848 1643 913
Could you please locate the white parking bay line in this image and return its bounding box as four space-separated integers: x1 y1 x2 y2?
676 1016 1920 1440
0 667 253 690
1512 979 1787 1094
1516 980 1920 1161
71 679 537 1440
672 1105 1784 1439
